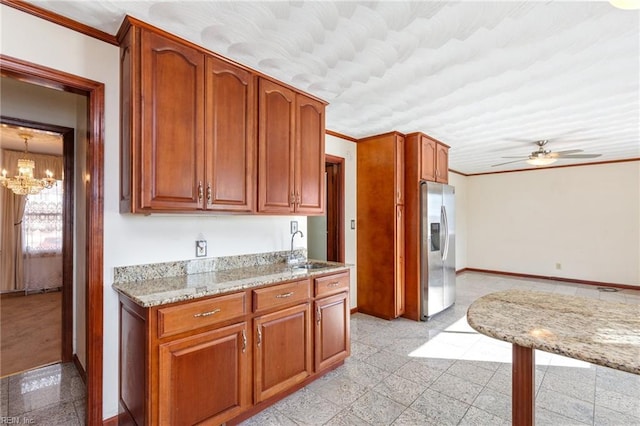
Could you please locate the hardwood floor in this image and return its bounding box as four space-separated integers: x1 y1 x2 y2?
1 291 61 377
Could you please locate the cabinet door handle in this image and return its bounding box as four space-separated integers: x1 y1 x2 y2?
257 326 262 347
327 282 341 288
193 308 220 318
275 292 294 299
241 329 247 353
296 192 301 205
206 183 212 205
316 305 321 324
198 181 204 202
290 192 296 205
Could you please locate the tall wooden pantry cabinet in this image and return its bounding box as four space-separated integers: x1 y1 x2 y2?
356 132 405 319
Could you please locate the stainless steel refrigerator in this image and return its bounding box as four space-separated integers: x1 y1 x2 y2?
421 181 456 320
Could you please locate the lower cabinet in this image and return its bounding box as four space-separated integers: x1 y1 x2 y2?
254 303 312 402
315 291 350 371
119 269 350 425
158 322 251 426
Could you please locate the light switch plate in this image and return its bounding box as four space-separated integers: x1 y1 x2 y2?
351 220 356 230
290 220 298 234
196 240 207 257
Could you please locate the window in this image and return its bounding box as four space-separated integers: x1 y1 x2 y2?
23 181 63 254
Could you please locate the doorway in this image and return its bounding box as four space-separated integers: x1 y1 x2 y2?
308 154 345 262
0 116 74 377
0 54 104 424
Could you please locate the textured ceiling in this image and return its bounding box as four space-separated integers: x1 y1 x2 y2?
24 1 640 174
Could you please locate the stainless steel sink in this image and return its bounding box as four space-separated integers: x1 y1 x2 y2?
293 262 330 270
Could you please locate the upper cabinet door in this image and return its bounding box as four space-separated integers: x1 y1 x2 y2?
258 79 296 213
420 136 436 182
395 134 405 206
435 143 449 184
140 30 205 210
205 56 256 212
295 94 325 214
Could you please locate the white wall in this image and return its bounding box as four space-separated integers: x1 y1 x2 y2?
325 134 357 308
448 171 468 271
467 162 640 286
1 6 308 419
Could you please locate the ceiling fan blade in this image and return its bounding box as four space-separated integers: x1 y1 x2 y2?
551 149 583 156
491 159 527 167
556 154 602 159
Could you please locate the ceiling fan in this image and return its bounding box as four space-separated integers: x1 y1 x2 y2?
491 140 602 167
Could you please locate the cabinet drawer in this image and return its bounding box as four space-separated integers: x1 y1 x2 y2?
314 272 349 297
253 280 310 313
157 292 246 338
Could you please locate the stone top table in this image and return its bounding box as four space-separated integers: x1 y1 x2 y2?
467 289 640 426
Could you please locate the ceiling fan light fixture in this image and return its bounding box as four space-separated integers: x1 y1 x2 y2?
526 157 557 166
609 0 640 10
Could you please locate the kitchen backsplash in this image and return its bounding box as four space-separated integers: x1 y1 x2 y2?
113 249 307 283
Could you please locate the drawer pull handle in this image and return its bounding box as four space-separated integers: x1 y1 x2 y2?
193 308 220 318
241 329 247 353
275 292 294 299
327 282 341 287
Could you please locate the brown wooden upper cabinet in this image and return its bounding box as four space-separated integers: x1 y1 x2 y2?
127 28 206 212
258 79 325 214
205 56 256 212
119 17 325 215
417 133 450 184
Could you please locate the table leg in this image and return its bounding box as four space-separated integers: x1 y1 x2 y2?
512 344 535 426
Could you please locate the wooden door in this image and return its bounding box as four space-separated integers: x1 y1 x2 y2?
140 30 204 210
395 134 405 205
254 303 312 402
314 292 350 372
420 135 436 182
395 205 406 317
258 79 296 213
436 143 449 184
158 322 250 426
295 94 325 214
205 56 256 212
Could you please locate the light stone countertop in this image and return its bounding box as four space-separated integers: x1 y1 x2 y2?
467 289 640 375
113 261 350 308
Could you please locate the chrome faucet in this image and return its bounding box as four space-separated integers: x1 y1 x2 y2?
289 230 304 264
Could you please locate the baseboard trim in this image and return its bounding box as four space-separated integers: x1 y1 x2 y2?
72 354 87 385
462 268 639 291
350 307 358 315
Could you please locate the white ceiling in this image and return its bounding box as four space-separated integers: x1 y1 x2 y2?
24 1 640 174
0 124 63 155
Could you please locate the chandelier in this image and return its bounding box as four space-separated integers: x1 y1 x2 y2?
0 133 56 195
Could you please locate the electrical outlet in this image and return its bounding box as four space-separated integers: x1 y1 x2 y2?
555 262 561 270
290 220 298 234
196 240 207 257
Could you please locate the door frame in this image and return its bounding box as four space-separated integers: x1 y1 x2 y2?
0 115 74 363
0 54 104 425
325 154 345 263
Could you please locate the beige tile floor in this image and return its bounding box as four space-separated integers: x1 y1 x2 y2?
1 271 638 425
242 271 640 426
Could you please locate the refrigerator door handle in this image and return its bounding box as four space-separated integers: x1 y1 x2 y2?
441 205 449 261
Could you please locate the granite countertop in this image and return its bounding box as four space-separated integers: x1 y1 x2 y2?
467 289 640 375
113 260 350 308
